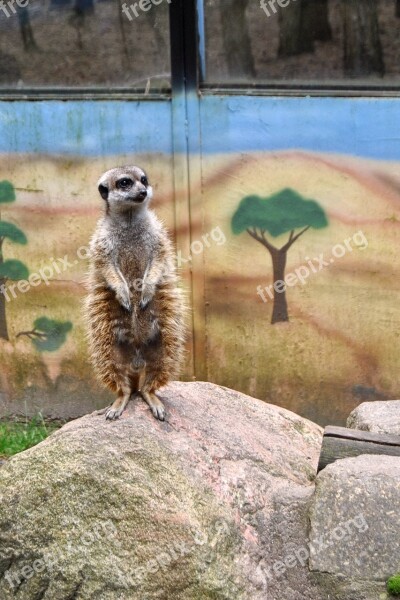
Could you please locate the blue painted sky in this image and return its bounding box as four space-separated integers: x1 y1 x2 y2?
0 101 173 156
0 96 400 160
199 96 400 161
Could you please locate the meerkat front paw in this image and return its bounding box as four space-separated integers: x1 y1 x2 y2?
139 290 153 310
116 289 132 313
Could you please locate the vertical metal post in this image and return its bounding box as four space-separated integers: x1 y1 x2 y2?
169 0 207 381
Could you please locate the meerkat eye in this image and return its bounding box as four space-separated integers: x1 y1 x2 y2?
140 175 148 187
117 178 133 190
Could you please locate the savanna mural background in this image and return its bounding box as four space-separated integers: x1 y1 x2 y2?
0 97 399 425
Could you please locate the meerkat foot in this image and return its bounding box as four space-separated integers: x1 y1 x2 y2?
105 394 130 421
140 391 166 421
93 406 110 416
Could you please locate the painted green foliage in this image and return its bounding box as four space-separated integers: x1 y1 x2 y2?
0 181 73 352
0 180 29 340
232 188 328 324
19 317 74 352
0 180 15 203
232 189 328 236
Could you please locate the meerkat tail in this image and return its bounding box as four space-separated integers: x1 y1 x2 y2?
132 348 146 372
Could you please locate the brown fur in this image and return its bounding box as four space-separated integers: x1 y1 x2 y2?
84 166 186 420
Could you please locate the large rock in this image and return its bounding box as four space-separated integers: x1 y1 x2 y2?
309 455 400 599
0 382 324 600
347 400 400 435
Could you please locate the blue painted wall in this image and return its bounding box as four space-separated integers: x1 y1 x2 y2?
1 96 400 159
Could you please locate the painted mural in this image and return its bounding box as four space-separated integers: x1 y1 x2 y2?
201 149 400 426
199 97 400 426
0 97 399 426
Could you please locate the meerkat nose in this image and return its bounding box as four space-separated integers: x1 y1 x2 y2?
138 189 147 200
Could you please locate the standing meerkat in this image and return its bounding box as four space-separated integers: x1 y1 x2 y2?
84 166 186 421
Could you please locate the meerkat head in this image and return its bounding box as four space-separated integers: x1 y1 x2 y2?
97 166 153 214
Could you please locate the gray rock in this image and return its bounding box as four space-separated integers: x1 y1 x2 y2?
309 454 400 583
0 381 324 600
347 400 400 435
310 573 388 600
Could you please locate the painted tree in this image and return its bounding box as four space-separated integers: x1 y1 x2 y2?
232 189 328 324
0 181 29 341
17 317 73 352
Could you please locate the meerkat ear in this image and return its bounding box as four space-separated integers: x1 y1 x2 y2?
98 184 109 200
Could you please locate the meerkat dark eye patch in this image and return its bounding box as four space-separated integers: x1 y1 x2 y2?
116 178 133 190
98 184 109 200
140 175 149 187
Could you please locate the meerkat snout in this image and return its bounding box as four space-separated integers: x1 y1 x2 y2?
97 165 153 212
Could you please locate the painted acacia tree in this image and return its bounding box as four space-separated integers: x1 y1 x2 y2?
17 317 73 352
0 181 29 341
232 188 328 324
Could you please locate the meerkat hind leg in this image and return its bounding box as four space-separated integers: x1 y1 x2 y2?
140 390 166 421
105 386 131 421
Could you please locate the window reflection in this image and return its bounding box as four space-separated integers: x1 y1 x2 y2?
204 0 400 87
0 0 170 89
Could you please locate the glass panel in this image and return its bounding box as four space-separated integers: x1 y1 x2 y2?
203 0 400 87
0 0 170 90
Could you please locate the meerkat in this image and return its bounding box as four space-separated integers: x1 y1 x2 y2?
84 166 186 421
